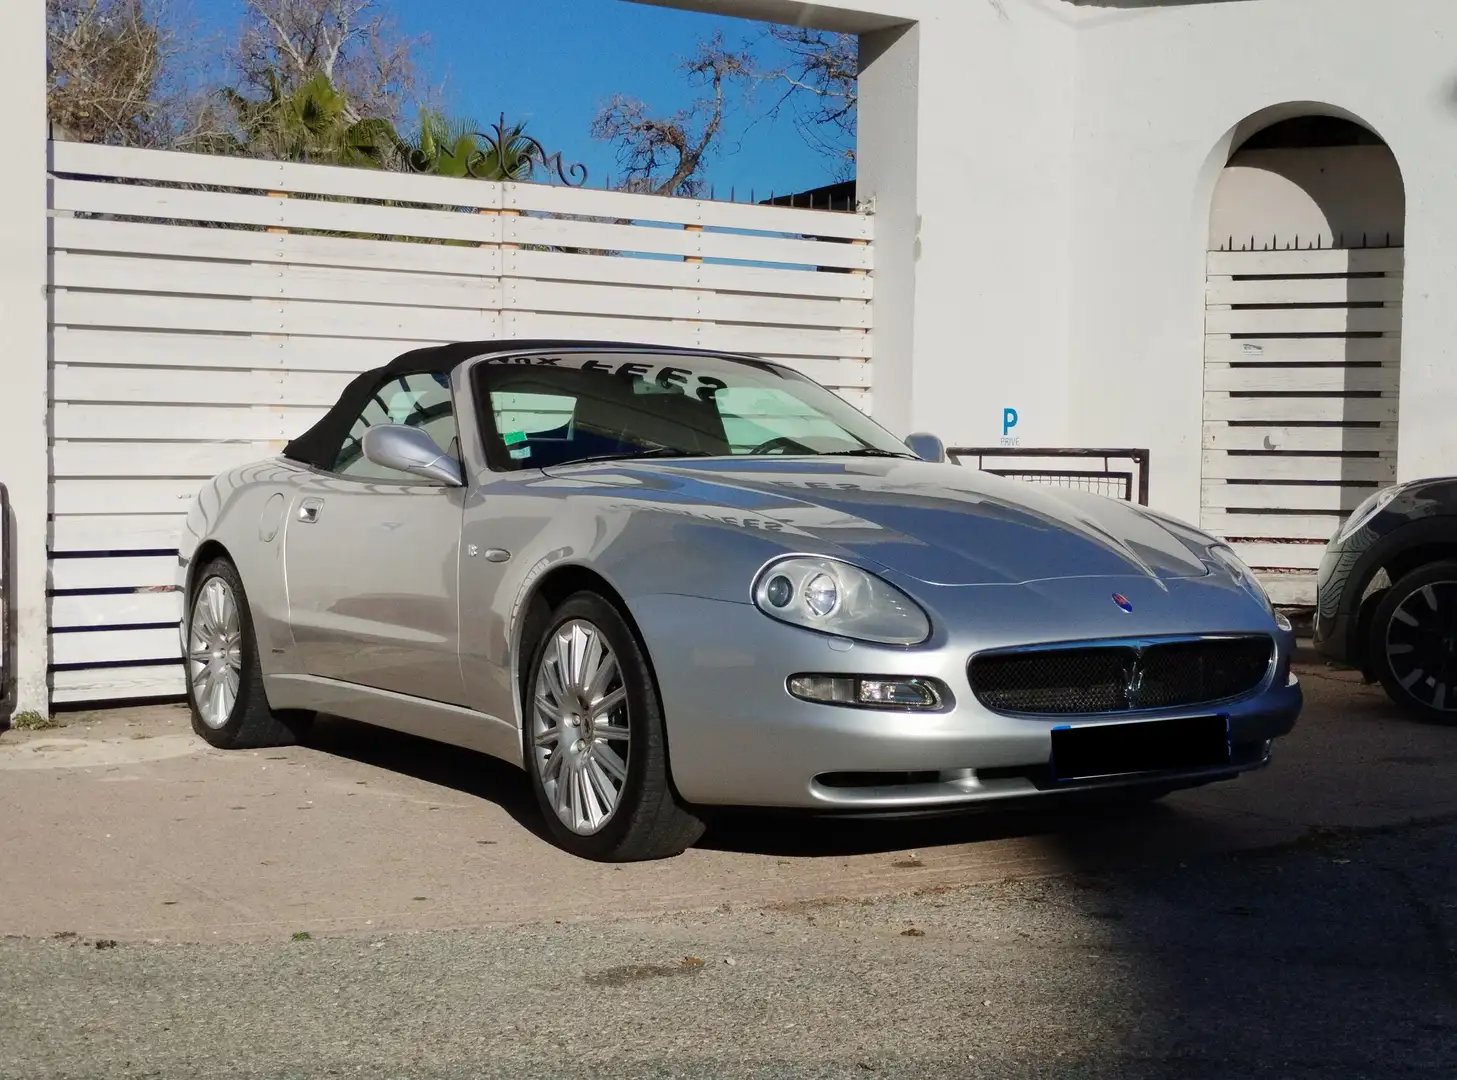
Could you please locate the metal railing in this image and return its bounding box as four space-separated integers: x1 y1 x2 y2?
947 447 1151 506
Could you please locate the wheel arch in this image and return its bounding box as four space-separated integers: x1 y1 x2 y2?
513 563 655 705
1341 520 1457 673
184 539 235 601
1354 539 1457 672
511 563 691 799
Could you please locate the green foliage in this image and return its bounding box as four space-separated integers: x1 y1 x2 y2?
220 70 399 168
10 711 57 731
398 108 537 181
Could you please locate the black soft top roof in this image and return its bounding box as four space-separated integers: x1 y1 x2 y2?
280 338 681 469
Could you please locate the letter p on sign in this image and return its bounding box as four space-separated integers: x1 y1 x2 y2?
1002 408 1019 437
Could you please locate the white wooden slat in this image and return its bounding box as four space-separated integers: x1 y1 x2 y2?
54 404 324 441
503 216 873 271
1258 572 1317 607
52 628 181 666
1206 248 1404 276
53 217 503 277
1204 306 1402 335
53 365 352 408
753 357 871 388
1205 338 1399 364
1230 543 1328 571
1201 423 1396 453
52 141 504 209
50 556 179 590
1206 276 1403 305
54 291 502 342
50 591 182 629
501 312 872 361
1202 395 1397 423
53 328 419 374
54 252 500 311
1203 366 1397 393
52 441 274 478
51 514 186 552
1200 452 1396 483
54 479 203 516
1201 511 1341 542
503 248 873 301
503 278 870 330
504 182 872 241
54 330 872 387
51 180 503 246
1201 481 1375 513
51 664 184 703
835 387 871 413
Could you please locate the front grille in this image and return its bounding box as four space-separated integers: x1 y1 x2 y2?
968 636 1274 716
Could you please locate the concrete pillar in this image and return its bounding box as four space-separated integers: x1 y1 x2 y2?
0 0 51 718
856 22 919 437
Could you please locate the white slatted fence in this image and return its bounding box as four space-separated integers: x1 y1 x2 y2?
1202 246 1403 605
47 142 875 703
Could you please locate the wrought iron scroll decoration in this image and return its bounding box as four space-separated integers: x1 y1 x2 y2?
403 112 588 186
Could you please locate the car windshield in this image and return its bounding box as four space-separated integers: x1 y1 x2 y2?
473 351 915 470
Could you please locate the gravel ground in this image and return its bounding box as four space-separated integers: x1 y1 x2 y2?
4 817 1454 1080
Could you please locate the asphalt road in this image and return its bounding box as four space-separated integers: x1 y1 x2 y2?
2 817 1455 1079
2 662 1455 1077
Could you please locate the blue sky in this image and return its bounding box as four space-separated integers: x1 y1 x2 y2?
191 0 845 199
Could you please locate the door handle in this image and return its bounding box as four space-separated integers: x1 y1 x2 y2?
298 498 324 523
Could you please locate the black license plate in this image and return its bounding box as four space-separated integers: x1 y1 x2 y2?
1050 715 1231 782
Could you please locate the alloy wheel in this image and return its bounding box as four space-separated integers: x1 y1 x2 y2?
1384 579 1457 713
188 577 244 729
531 619 632 835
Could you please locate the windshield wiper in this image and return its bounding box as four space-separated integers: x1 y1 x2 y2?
815 448 918 459
553 447 715 466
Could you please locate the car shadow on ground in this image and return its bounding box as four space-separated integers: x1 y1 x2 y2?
302 713 556 844
301 710 1256 861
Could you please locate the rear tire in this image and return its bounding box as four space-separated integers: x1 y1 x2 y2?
1368 560 1457 724
185 556 312 749
522 591 704 861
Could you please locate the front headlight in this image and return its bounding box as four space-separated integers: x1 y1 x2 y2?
752 556 931 645
1209 544 1292 632
1336 486 1400 543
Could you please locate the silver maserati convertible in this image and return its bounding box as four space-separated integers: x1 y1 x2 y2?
178 339 1302 861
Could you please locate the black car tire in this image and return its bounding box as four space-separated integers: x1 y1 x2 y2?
1368 559 1457 724
522 591 705 861
186 556 313 749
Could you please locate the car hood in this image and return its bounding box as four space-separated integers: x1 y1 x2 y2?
542 457 1213 587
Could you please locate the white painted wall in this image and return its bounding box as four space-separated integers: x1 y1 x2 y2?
1067 0 1457 524
648 0 1457 530
0 0 50 718
1209 146 1405 251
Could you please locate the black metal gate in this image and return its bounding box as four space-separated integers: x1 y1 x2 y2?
946 447 1151 506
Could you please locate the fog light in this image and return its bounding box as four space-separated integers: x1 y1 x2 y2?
787 674 944 710
857 679 939 707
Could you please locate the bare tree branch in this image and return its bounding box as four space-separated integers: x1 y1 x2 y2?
757 25 857 175
234 0 426 125
590 33 750 197
47 0 218 148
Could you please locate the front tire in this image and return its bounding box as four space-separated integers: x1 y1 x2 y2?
522 592 705 861
1368 560 1457 724
185 556 311 749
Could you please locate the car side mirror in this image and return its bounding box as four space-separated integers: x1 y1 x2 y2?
905 432 947 463
362 425 464 486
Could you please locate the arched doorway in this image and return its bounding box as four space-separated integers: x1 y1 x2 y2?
1200 111 1405 606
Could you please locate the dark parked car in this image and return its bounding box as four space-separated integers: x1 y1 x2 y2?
1314 476 1457 721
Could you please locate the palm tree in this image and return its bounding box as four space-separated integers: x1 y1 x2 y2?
397 108 539 181
222 70 398 168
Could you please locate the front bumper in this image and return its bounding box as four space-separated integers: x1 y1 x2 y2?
634 586 1302 812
